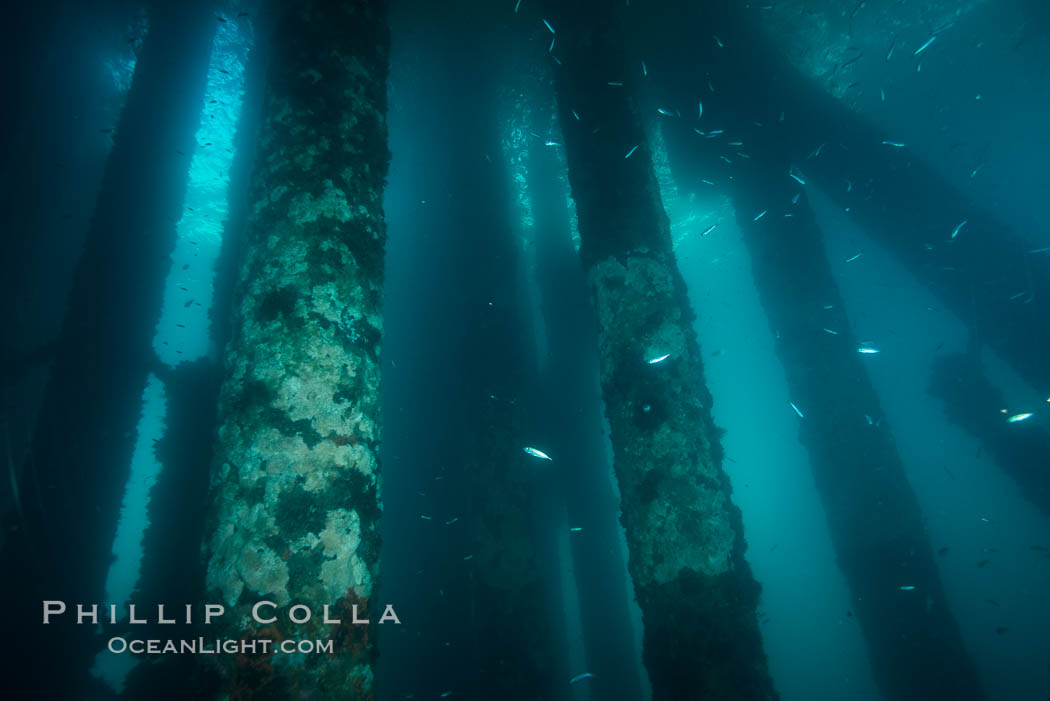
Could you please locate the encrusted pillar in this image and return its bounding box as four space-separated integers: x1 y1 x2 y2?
544 4 777 699
201 1 390 698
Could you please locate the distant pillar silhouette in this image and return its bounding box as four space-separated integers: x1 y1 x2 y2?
525 104 650 701
724 156 986 701
929 350 1050 520
0 2 216 697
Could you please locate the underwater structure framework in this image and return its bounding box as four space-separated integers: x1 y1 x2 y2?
1 0 1049 700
